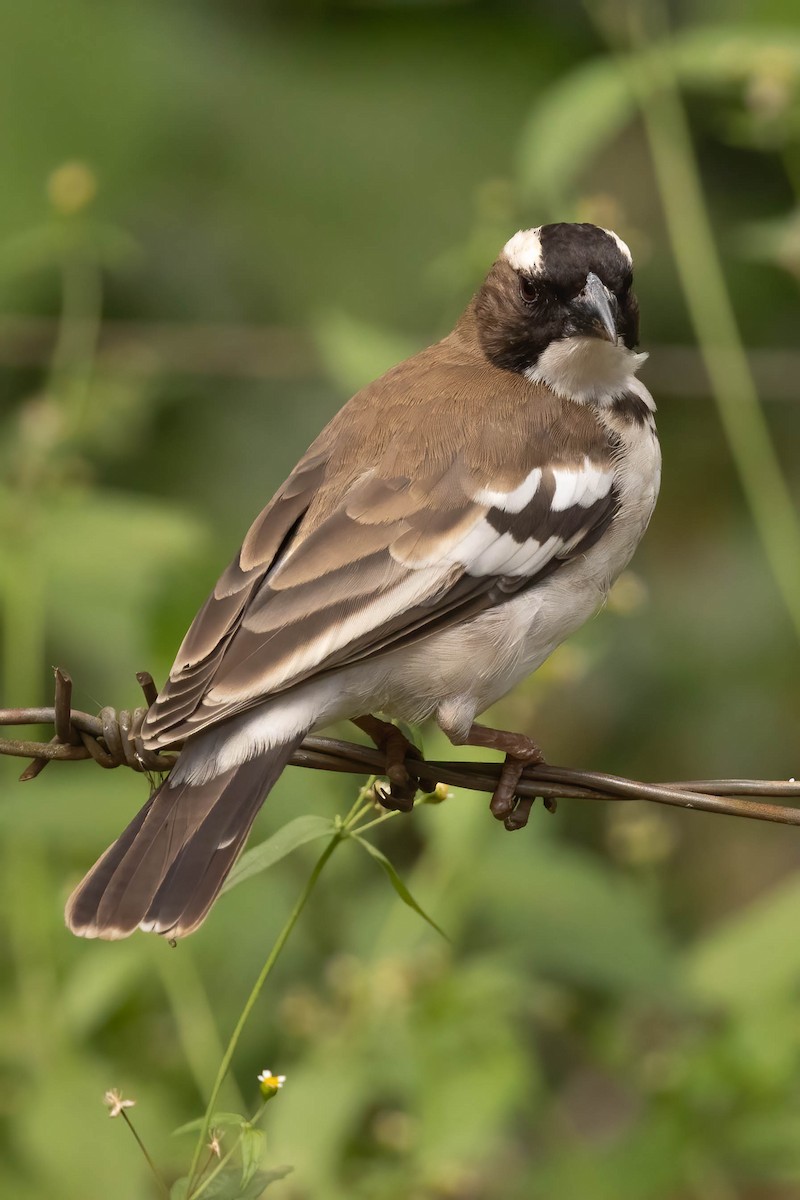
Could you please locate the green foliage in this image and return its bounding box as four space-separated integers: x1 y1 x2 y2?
170 1167 292 1200
351 833 450 941
518 58 637 215
223 817 337 895
519 25 800 213
2 1 800 1198
173 1114 251 1137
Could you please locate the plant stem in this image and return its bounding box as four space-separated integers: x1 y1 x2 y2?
190 1101 269 1200
154 943 245 1114
351 810 400 837
343 776 379 826
190 1140 238 1200
120 1110 170 1198
186 832 343 1191
615 1 800 642
49 224 103 440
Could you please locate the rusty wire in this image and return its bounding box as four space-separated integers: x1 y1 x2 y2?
1 668 800 826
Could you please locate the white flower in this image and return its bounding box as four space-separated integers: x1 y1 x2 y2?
257 1069 286 1096
104 1088 136 1118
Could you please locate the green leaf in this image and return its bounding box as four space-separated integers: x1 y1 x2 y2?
172 1112 246 1137
0 486 207 686
240 1127 266 1187
669 25 800 87
60 939 149 1038
351 834 449 940
517 26 800 213
682 874 800 1012
454 828 676 996
517 57 634 211
190 1165 292 1199
222 816 336 894
170 1181 189 1200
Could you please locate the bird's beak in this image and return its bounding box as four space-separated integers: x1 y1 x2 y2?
569 272 618 343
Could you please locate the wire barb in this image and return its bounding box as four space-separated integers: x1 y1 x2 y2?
1 669 799 826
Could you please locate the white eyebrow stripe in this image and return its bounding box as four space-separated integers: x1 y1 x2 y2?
474 468 542 513
502 228 543 275
602 227 633 264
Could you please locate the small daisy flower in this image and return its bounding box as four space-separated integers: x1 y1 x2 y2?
104 1088 136 1118
257 1069 286 1098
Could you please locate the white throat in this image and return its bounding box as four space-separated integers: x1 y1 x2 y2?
525 336 649 405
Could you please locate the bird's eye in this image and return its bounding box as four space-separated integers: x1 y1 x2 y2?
519 275 539 304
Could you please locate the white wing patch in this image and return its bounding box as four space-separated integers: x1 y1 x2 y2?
394 457 614 580
519 535 561 575
552 457 614 511
452 529 565 579
466 530 525 577
474 468 542 513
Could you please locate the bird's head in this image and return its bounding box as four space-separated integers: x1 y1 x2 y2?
472 223 646 404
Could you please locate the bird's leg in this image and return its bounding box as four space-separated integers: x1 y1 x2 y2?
351 714 432 812
446 721 548 831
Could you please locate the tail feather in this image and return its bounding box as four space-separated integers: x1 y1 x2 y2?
140 765 280 936
64 795 159 939
66 737 302 940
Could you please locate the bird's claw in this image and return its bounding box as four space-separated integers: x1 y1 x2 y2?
488 750 553 831
373 773 415 812
354 715 432 813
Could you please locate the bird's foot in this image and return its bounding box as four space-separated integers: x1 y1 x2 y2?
451 722 549 831
352 714 432 812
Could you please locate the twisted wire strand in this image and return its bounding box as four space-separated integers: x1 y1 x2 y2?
1 668 800 826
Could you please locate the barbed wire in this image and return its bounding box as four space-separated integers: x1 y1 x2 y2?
1 668 799 826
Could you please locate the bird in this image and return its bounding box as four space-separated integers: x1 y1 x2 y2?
66 221 661 941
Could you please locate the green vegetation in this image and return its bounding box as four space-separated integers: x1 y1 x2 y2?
1 1 800 1196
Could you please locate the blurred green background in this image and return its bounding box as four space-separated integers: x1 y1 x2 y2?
1 0 800 1197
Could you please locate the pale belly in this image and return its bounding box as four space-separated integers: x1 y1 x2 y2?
374 540 627 737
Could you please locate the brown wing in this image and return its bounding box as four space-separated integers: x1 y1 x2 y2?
143 341 618 747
